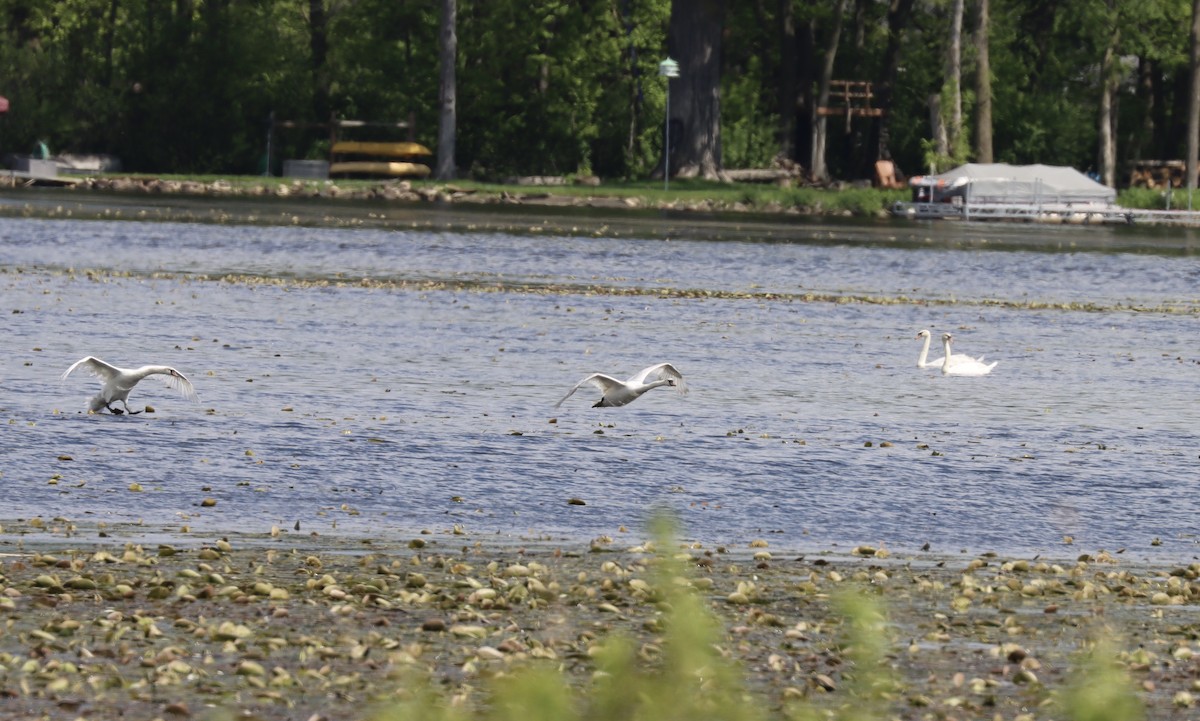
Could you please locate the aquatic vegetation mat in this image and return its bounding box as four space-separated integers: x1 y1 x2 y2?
0 521 1196 720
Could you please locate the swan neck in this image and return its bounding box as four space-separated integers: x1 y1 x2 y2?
917 334 931 367
134 366 172 380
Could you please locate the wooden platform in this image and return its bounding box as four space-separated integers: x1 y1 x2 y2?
1 171 81 187
892 200 1200 226
816 80 885 118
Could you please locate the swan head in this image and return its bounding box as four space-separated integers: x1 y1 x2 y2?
916 329 931 340
941 332 953 344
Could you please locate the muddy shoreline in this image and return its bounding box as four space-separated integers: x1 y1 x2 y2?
6 178 1200 259
0 178 875 246
0 519 1197 720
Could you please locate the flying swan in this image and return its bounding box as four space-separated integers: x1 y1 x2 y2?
915 328 983 369
555 363 688 408
62 356 197 414
940 333 998 376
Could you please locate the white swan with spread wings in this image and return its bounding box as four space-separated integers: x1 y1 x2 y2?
555 363 688 408
62 356 197 414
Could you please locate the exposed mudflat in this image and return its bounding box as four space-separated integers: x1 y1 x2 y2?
0 521 1197 720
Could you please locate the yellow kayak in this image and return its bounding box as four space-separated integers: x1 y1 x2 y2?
331 141 432 158
329 161 431 178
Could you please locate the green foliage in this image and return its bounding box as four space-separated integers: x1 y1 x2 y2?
1117 186 1200 210
0 0 313 173
1057 640 1145 721
822 592 895 721
1 0 1197 183
721 54 780 169
454 0 673 180
489 669 577 721
327 1 440 130
777 186 905 215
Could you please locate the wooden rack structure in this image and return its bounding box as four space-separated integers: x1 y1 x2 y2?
816 81 884 120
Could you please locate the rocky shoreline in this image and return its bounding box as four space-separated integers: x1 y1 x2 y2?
6 173 877 218
0 519 1197 720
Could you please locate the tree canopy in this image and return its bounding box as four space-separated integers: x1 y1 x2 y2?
0 0 1195 186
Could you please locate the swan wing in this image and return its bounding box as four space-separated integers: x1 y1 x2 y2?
61 356 121 384
945 359 998 376
952 352 987 363
555 373 622 407
162 368 198 401
933 352 983 368
630 362 688 395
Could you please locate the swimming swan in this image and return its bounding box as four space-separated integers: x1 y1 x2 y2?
940 333 998 376
915 329 982 369
62 356 197 414
555 362 688 408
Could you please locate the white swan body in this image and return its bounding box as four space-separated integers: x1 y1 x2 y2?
940 334 997 376
62 356 197 414
555 362 688 408
915 329 982 369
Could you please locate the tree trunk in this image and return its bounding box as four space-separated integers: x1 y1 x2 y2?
1188 0 1200 192
103 0 120 87
854 0 869 49
1098 19 1120 188
1098 51 1115 188
928 94 947 172
974 0 993 163
867 0 916 170
1130 56 1153 163
778 0 798 161
945 0 963 155
795 18 816 170
811 0 848 182
434 0 457 180
308 0 330 125
662 0 725 181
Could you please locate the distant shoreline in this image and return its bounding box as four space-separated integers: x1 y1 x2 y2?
1 172 906 221
6 180 1200 264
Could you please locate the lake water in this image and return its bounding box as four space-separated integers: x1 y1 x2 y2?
2 191 1199 561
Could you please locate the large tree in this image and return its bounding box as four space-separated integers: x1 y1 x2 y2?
663 0 725 180
777 0 798 160
974 0 993 163
943 0 964 158
811 0 848 182
1097 0 1121 187
434 0 456 180
1188 0 1200 193
867 0 916 170
308 0 331 124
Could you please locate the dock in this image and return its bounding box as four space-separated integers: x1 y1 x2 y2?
1 170 81 188
892 200 1200 226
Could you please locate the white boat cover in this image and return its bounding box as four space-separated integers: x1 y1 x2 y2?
910 163 1116 205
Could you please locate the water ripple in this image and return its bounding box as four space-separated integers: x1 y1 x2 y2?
2 211 1198 560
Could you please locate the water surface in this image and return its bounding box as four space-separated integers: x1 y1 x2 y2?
2 197 1198 561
